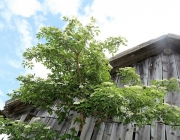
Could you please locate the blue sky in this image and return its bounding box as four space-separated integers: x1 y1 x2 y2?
1 0 180 111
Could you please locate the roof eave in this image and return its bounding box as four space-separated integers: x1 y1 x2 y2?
110 33 180 74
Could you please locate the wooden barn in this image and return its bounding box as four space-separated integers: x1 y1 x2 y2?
2 33 180 140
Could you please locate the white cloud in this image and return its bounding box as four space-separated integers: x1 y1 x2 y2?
15 19 33 57
0 9 15 30
8 59 21 69
43 0 81 17
25 59 51 79
79 0 180 54
6 0 41 17
0 10 12 23
33 14 46 32
13 16 49 79
33 14 46 27
0 1 5 9
13 19 50 78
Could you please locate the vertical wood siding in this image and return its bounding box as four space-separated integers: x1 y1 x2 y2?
19 51 180 140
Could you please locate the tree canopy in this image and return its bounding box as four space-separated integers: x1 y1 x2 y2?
1 17 180 140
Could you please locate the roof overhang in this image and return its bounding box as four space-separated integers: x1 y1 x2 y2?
2 98 33 119
110 33 180 74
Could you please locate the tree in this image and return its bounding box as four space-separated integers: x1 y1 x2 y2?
1 17 180 139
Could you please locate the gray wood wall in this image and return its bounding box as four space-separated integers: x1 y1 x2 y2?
18 51 180 140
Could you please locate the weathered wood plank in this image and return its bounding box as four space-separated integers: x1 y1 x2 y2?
19 114 28 122
149 53 165 140
161 53 169 80
135 125 150 140
36 110 51 125
169 54 180 107
40 116 50 124
125 123 134 140
151 122 165 140
147 57 153 85
119 123 127 140
102 123 113 140
153 54 162 80
139 62 144 84
47 118 58 130
46 112 60 130
95 122 105 140
166 125 180 140
90 126 99 140
174 52 180 79
142 58 149 85
110 123 130 140
169 53 178 78
109 123 121 140
173 52 180 107
36 110 49 117
161 53 173 105
80 116 95 140
67 112 80 136
58 120 71 135
169 53 180 108
110 123 134 140
149 56 156 81
135 63 140 75
115 75 124 87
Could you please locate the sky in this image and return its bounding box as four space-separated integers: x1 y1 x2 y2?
1 0 180 112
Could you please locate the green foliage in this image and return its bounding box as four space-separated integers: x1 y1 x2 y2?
117 67 141 85
2 16 180 139
0 117 58 140
9 16 127 124
151 77 180 92
75 80 166 126
60 128 80 140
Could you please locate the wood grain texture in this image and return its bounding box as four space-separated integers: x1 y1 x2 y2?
135 125 150 140
80 116 95 140
95 122 105 140
109 123 122 140
166 125 180 140
169 53 180 107
151 122 165 140
102 123 113 140
125 123 134 140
